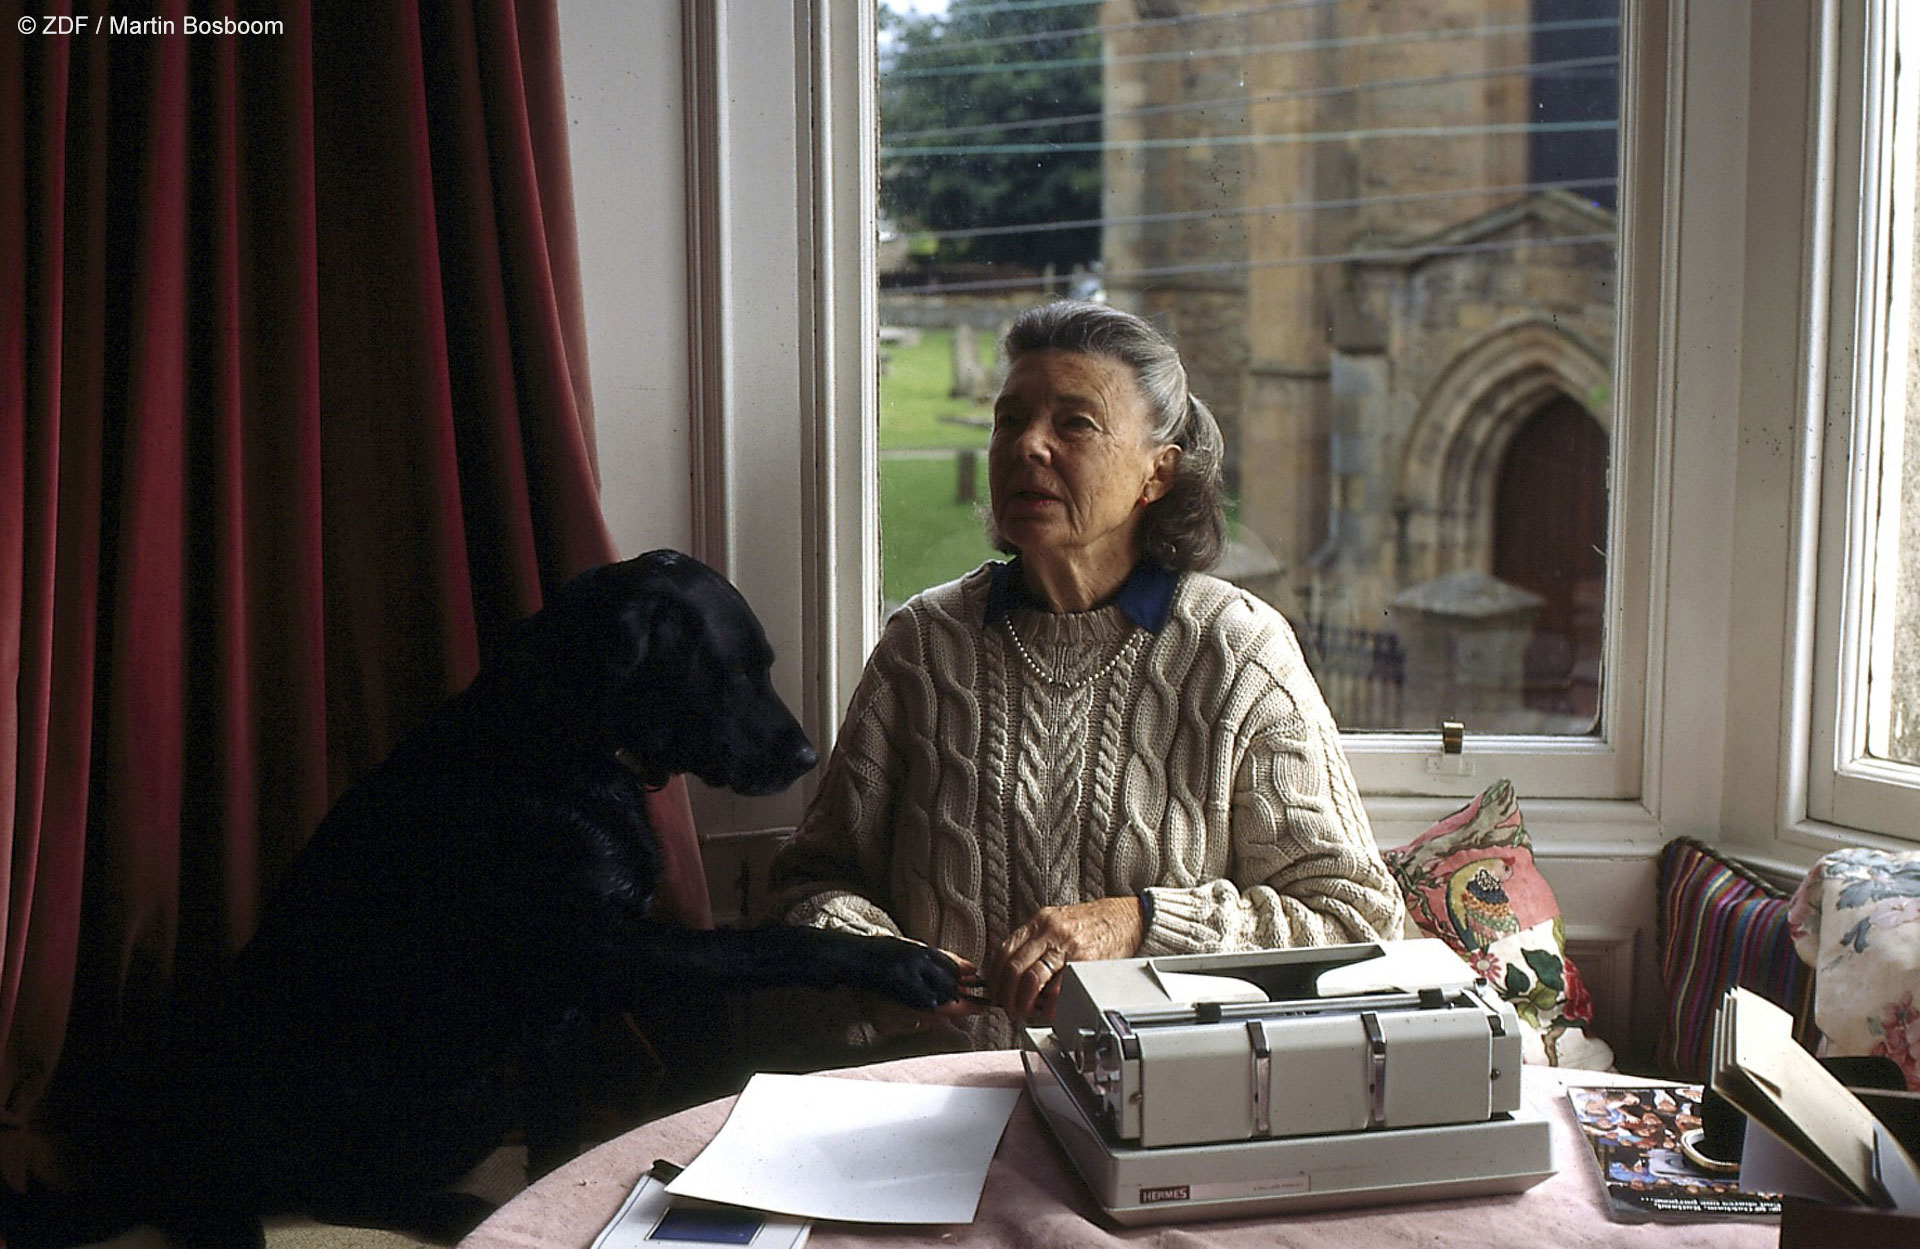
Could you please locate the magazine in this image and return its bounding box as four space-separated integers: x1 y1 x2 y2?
1565 1084 1782 1222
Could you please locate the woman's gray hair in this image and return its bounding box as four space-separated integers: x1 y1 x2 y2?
997 300 1227 571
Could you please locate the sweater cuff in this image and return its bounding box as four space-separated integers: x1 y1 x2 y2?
1136 885 1217 956
785 889 905 940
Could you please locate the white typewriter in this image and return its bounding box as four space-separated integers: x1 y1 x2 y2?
1020 938 1553 1225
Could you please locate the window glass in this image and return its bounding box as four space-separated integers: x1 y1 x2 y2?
1883 153 1920 768
1861 11 1920 771
876 0 1621 736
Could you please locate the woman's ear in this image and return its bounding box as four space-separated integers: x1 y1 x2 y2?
1141 444 1181 505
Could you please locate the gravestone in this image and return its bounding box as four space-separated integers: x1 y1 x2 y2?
1387 570 1542 729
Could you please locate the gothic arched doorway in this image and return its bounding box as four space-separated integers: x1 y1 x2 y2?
1493 395 1608 725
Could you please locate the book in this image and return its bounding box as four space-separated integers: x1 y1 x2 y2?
1565 1083 1782 1222
1709 985 1920 1209
591 1169 810 1249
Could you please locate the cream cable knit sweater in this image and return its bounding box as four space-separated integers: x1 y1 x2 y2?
767 563 1405 1049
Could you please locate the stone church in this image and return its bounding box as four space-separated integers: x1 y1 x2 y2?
1099 0 1618 733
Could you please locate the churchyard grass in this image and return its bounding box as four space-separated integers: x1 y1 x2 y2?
880 328 999 604
879 328 994 450
880 457 999 608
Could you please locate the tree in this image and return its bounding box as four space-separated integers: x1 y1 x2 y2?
879 0 1102 277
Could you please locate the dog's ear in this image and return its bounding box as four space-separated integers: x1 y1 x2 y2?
606 584 685 684
598 553 701 681
509 550 712 707
500 559 656 688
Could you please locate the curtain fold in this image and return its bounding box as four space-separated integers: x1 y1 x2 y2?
1 0 709 1134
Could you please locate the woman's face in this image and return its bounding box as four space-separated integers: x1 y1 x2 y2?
988 349 1177 573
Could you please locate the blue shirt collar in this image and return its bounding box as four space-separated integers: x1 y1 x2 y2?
983 558 1177 633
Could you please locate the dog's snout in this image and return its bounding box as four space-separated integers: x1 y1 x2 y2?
718 714 818 797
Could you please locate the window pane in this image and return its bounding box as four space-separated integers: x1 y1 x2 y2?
1867 58 1920 768
877 0 1619 736
1881 340 1919 764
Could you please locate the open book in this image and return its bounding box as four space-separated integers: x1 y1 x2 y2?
1710 986 1920 1209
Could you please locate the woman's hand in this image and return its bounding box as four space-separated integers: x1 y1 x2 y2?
869 950 986 1038
987 897 1144 1025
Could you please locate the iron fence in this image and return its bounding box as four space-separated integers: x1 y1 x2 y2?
1297 620 1406 730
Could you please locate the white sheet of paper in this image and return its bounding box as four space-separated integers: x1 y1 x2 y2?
1314 938 1478 997
1149 968 1269 1005
664 1074 1022 1224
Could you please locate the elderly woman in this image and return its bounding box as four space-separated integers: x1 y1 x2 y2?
767 300 1404 1049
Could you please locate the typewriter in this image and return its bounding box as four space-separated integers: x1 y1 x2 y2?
1021 938 1553 1225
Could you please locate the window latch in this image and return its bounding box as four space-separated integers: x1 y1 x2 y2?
1426 720 1474 778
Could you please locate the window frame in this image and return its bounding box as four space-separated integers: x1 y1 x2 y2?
1343 0 1665 804
706 0 1666 821
689 0 1920 853
674 0 871 836
1799 0 1920 845
845 1 1664 809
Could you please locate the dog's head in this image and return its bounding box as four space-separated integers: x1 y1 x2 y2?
507 551 819 796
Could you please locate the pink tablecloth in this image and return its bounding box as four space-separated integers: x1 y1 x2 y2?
458 1055 1777 1249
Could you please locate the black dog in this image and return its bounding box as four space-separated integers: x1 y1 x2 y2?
10 551 957 1248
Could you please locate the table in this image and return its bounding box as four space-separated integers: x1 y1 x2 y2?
458 1054 1777 1249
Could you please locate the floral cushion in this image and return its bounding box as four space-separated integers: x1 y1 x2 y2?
1788 846 1920 1091
1383 778 1614 1069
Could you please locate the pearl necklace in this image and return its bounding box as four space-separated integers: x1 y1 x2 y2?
1004 618 1139 691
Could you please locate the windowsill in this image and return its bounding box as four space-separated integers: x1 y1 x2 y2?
1361 793 1666 852
1765 815 1920 870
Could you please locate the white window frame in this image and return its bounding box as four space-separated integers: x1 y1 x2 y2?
1795 0 1920 847
1346 0 1665 807
688 0 1836 849
673 0 880 837
1344 0 1658 801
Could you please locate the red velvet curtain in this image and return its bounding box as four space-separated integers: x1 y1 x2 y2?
0 0 708 1136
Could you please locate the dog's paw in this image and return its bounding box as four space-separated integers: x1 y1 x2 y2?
850 937 960 1010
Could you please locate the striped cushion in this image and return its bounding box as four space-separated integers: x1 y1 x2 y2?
1654 837 1814 1081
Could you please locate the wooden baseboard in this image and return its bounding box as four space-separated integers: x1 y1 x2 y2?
1566 926 1641 1064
